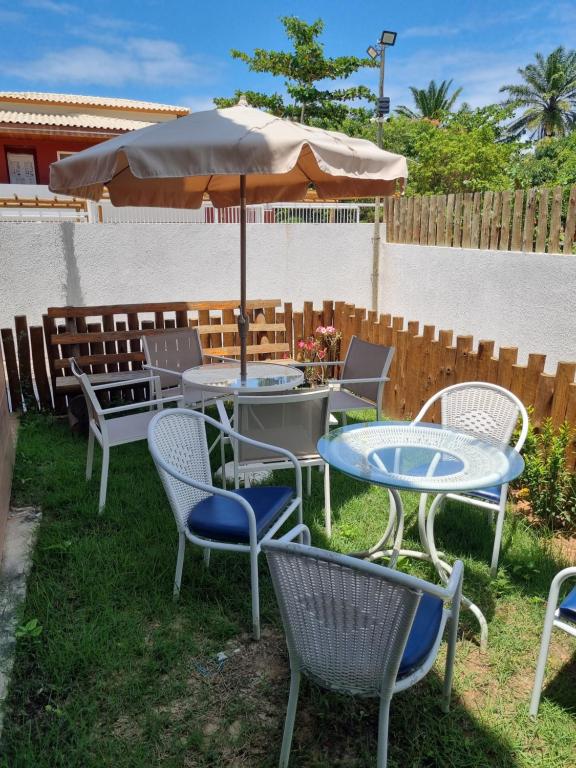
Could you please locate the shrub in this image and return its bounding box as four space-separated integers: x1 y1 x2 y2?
515 419 576 532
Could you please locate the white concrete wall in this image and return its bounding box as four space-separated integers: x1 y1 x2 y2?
380 243 576 371
0 222 373 328
1 222 575 373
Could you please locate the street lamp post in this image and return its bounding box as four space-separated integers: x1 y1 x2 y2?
367 30 397 314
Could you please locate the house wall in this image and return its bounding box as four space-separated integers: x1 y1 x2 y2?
0 136 98 184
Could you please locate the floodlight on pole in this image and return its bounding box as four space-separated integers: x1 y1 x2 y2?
368 29 397 314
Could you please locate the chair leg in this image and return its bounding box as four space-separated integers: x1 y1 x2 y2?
250 548 261 640
98 444 110 514
279 670 301 768
376 696 392 768
324 463 332 538
342 412 348 426
203 548 211 569
220 433 226 489
529 601 558 717
490 491 507 578
173 533 186 599
306 466 312 497
86 429 95 481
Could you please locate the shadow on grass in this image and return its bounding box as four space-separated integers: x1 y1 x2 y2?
280 670 521 768
539 650 576 715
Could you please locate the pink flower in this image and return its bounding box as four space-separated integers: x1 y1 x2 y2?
317 348 327 360
297 339 305 349
316 325 326 334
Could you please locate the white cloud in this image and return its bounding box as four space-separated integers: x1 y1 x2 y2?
24 0 75 14
3 38 214 88
403 25 462 39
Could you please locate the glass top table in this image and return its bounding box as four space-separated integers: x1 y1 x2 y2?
317 421 525 650
182 362 304 395
317 421 524 494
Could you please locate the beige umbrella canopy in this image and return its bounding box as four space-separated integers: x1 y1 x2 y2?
50 100 407 376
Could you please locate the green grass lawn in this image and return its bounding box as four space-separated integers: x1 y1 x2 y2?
1 412 575 767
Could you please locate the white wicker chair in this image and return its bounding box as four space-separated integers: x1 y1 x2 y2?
530 567 576 717
232 388 332 534
147 408 303 639
263 538 463 768
412 382 529 577
70 358 182 513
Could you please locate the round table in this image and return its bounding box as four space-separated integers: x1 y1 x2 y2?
317 421 525 649
182 362 304 396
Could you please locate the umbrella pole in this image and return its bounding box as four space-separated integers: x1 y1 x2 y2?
238 174 248 380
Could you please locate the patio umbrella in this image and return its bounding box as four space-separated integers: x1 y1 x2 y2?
49 99 407 378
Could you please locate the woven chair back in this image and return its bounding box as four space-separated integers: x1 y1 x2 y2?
440 385 521 445
148 410 212 530
264 543 422 698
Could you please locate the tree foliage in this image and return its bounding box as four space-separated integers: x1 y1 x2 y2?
500 47 576 138
396 79 463 121
214 16 376 126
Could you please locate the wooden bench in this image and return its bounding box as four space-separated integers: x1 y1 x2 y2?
44 300 291 409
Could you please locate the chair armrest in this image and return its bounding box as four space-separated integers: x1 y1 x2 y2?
292 360 344 367
92 374 161 391
101 394 182 415
327 376 390 386
143 363 184 379
444 559 464 600
279 524 311 545
204 353 239 363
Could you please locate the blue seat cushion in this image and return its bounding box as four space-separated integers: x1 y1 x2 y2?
398 593 444 678
407 459 502 503
559 586 576 623
187 486 293 543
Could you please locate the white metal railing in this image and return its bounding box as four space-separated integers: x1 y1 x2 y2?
0 184 367 224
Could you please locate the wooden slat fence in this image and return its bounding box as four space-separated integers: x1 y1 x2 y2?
384 185 576 254
2 300 575 467
0 349 17 560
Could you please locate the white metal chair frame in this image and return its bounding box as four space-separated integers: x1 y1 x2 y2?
147 408 303 639
232 388 333 534
412 381 529 577
70 358 182 513
530 566 576 717
263 536 463 768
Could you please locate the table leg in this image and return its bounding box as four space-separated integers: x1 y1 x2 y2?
424 493 489 651
350 488 404 568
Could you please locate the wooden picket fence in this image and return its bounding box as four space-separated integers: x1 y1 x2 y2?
0 350 17 558
384 185 576 254
1 299 575 465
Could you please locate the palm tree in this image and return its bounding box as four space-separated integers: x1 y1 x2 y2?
396 79 462 121
500 47 576 138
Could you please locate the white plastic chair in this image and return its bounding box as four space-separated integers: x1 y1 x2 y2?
530 566 576 717
147 408 303 640
412 382 529 577
232 388 333 534
263 537 463 768
70 358 182 513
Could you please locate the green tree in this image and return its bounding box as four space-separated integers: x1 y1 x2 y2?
395 79 463 121
509 133 576 187
500 47 576 138
372 107 518 195
214 16 376 127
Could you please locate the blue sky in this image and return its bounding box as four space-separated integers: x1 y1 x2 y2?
1 0 574 113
